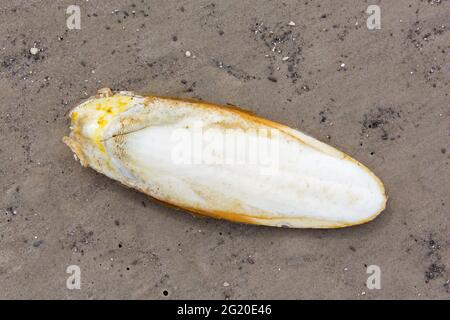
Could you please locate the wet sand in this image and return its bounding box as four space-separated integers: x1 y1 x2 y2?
0 0 449 299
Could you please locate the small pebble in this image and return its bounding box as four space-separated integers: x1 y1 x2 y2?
185 51 191 57
30 47 39 55
223 282 230 287
33 240 44 247
288 21 296 26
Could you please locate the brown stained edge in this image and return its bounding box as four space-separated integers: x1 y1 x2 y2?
89 155 386 229
112 177 359 229
62 136 89 167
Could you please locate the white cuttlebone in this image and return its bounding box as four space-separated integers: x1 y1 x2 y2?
64 90 387 228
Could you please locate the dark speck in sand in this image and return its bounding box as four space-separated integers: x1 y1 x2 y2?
425 263 445 283
362 107 401 141
33 240 44 248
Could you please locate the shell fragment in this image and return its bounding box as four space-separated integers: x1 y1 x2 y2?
63 89 387 228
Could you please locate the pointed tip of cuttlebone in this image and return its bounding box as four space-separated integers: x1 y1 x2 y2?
95 88 114 98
